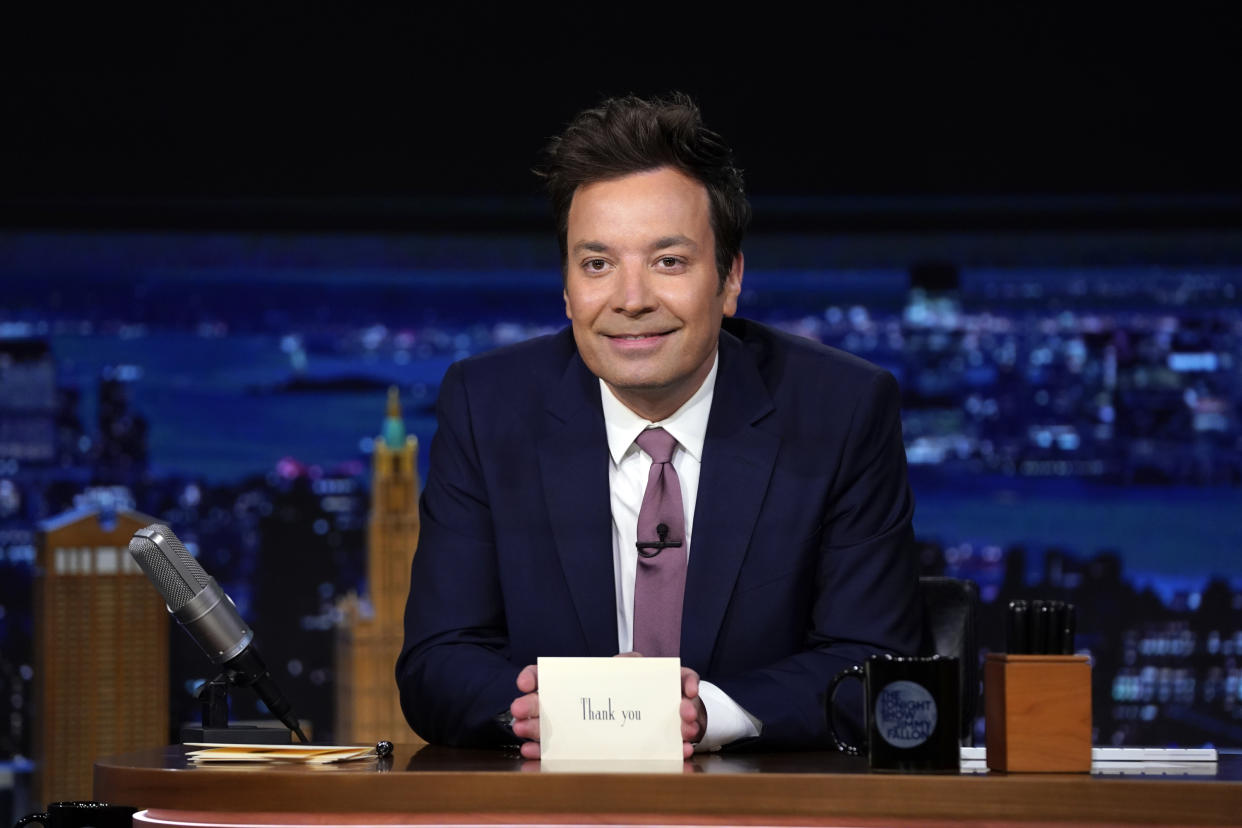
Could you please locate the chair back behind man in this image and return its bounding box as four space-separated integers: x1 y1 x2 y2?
919 575 979 745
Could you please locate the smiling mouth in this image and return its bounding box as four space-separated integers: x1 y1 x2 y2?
607 331 674 340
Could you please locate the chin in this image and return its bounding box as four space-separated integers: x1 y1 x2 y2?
606 378 667 393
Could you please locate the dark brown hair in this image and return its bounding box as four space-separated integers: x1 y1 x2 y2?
535 93 750 289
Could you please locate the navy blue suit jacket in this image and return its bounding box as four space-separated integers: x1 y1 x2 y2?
398 318 922 749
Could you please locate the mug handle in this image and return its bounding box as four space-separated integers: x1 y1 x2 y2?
14 813 48 828
826 664 866 755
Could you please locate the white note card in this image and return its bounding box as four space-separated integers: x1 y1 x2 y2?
538 657 683 762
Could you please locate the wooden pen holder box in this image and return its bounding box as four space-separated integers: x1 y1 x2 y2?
984 653 1092 773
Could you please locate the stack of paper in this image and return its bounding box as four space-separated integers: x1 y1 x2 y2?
959 746 1219 775
185 743 377 764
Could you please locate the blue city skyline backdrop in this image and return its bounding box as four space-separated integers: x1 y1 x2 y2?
2 228 1241 757
26 308 1242 600
5 232 1236 587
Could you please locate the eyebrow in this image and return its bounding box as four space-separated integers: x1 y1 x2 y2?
571 240 612 255
650 235 697 252
570 236 699 256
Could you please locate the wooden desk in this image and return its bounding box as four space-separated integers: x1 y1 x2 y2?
95 744 1242 826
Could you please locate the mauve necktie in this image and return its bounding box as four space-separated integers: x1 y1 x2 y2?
632 427 687 658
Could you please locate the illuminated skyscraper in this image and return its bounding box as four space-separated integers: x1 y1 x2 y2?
335 388 421 743
33 503 168 806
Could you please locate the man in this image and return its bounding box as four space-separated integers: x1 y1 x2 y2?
397 93 921 755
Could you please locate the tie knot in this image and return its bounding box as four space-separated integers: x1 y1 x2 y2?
635 427 677 464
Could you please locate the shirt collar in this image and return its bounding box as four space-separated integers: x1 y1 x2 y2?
601 350 718 466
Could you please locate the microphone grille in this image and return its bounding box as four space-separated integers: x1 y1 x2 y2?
128 523 211 611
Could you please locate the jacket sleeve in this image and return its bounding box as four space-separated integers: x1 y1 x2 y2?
396 360 522 746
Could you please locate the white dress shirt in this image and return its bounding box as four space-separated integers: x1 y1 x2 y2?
599 352 762 751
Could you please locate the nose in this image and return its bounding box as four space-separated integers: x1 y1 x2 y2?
612 259 657 315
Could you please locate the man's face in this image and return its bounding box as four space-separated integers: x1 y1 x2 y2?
564 166 742 421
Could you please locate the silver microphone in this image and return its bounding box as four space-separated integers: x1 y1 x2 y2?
128 524 253 664
129 523 307 743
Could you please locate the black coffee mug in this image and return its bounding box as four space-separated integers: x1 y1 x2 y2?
827 653 960 773
14 801 136 828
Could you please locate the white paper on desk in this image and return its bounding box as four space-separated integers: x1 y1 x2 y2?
538 656 682 761
1092 761 1218 776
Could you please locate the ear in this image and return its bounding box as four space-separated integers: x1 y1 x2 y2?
721 252 744 317
564 287 571 320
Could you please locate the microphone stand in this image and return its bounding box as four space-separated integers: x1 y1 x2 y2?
181 659 309 745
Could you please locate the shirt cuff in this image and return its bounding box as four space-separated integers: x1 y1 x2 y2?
695 680 762 752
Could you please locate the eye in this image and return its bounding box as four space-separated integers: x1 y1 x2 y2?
583 258 609 273
656 256 684 270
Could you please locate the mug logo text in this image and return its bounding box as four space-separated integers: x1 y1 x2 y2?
874 680 938 749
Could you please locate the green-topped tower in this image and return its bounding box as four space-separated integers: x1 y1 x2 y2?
335 387 422 743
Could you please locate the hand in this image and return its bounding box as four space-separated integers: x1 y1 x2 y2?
680 666 707 757
509 664 540 760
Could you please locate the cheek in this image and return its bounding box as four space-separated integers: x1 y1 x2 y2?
564 287 591 323
565 283 609 324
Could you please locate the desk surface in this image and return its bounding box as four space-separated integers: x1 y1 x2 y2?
95 744 1242 826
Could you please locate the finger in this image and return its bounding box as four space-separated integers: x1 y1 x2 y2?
516 664 539 694
520 740 541 760
615 651 643 658
512 713 541 742
680 700 702 741
683 740 694 760
680 694 707 743
680 667 700 699
510 691 539 721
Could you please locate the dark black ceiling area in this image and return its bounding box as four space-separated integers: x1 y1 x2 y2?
2 6 1240 230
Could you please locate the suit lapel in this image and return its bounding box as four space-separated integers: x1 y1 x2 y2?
681 331 779 672
536 351 618 656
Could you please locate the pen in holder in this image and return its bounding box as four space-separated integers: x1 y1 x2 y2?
984 653 1092 772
